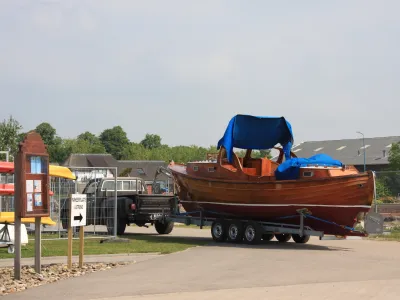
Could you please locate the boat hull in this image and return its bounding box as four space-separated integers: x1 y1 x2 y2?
170 169 375 236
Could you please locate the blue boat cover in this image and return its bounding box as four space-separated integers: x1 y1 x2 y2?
217 114 294 163
275 153 344 180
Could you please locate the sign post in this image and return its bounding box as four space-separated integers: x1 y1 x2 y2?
14 131 50 279
67 194 87 269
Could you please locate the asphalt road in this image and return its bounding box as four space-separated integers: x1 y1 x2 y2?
5 226 400 300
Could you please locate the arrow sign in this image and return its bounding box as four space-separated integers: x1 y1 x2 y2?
69 194 87 227
74 213 83 222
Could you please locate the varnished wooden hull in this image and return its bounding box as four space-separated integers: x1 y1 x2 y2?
170 168 375 236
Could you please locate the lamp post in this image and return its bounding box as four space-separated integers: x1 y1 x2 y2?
356 131 366 172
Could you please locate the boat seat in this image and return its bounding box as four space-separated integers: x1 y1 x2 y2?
242 158 279 177
220 158 238 172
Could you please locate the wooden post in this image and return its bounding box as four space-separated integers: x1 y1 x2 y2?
79 226 84 268
14 216 21 280
34 217 41 273
68 194 87 269
67 226 72 269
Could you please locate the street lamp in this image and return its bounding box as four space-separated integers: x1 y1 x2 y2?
356 131 366 172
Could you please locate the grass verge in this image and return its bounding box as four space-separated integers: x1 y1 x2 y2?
367 232 400 241
0 233 210 259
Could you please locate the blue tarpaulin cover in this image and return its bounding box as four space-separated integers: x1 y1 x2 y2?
275 153 344 180
217 114 294 163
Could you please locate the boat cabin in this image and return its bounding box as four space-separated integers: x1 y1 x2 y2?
186 147 359 181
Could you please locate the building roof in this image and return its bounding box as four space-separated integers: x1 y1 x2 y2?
62 154 119 175
117 160 169 182
62 154 170 181
273 136 400 166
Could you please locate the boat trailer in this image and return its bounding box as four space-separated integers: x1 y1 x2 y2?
159 203 376 244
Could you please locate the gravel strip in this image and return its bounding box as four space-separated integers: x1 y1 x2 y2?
0 261 133 296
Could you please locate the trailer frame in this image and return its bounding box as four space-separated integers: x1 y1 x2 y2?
155 200 365 244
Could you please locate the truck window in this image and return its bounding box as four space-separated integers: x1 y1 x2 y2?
101 180 115 191
101 180 124 191
122 180 143 191
85 182 97 194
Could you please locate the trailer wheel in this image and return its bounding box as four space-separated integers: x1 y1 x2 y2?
262 233 274 241
155 220 174 234
211 219 227 242
227 220 244 243
275 233 292 243
292 234 310 244
243 221 262 245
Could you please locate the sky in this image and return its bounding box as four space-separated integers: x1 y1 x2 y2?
0 0 399 148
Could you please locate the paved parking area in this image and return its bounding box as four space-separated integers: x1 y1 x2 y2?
5 226 400 299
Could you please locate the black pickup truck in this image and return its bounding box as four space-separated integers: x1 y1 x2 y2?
60 176 176 235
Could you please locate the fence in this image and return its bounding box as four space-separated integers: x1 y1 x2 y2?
53 167 119 239
1 167 119 240
369 171 400 228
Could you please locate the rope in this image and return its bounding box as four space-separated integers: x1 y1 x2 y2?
303 214 357 232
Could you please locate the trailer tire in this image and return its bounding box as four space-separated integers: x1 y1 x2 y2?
292 234 310 244
262 233 274 241
155 220 174 234
227 220 244 243
275 233 292 243
243 221 262 245
211 219 227 242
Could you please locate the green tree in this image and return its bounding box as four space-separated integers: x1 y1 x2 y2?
77 131 106 153
99 126 130 159
376 142 400 203
78 131 100 144
140 134 162 150
35 122 57 146
388 142 400 170
34 122 64 163
260 149 272 158
375 178 394 203
0 115 22 161
234 149 271 159
64 138 106 154
121 142 150 160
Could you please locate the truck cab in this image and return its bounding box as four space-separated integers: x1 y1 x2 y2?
60 176 176 236
82 177 148 198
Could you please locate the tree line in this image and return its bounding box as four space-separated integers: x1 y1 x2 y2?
0 115 271 165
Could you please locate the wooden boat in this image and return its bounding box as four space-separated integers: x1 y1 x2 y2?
168 114 375 237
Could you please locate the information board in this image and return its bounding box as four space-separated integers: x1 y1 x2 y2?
15 132 50 218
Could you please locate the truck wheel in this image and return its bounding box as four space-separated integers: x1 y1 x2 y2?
107 217 127 236
155 220 174 234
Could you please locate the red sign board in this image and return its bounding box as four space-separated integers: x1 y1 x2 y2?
15 131 50 218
